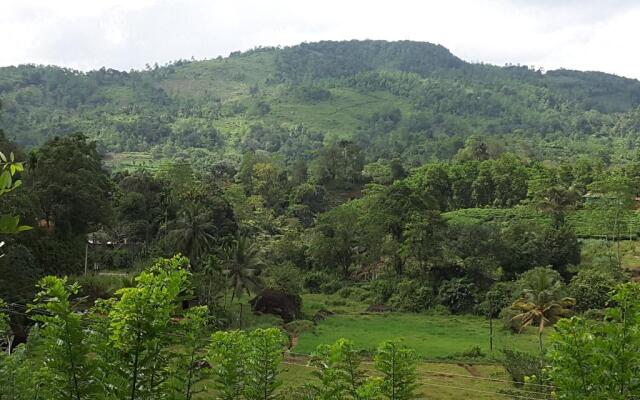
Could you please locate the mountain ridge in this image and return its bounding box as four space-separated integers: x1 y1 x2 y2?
1 40 640 167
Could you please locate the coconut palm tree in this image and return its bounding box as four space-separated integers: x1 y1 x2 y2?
512 267 575 353
165 204 216 265
222 234 264 304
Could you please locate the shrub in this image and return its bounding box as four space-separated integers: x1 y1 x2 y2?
337 286 371 302
437 278 477 314
501 349 543 387
461 345 485 359
266 263 303 296
303 271 331 294
499 306 521 333
568 267 618 312
426 304 451 316
75 273 134 304
477 281 516 317
303 271 342 294
389 280 434 312
369 277 397 304
284 320 315 336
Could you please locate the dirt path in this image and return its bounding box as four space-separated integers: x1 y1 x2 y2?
457 363 481 377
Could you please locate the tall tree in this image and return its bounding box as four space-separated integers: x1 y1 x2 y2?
222 234 264 304
30 134 112 236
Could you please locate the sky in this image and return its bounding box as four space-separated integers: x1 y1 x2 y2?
0 0 639 79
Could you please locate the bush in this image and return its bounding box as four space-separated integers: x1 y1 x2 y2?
75 274 134 305
266 263 303 296
389 280 434 312
461 346 485 359
302 271 343 294
369 277 398 304
284 320 315 336
499 306 521 333
568 267 618 312
501 349 543 387
437 278 477 314
477 281 516 317
303 271 332 294
320 278 344 295
426 304 451 316
98 248 133 270
337 286 371 302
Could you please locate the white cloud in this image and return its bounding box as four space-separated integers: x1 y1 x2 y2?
0 0 638 79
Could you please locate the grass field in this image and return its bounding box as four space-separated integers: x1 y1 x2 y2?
194 359 518 399
276 358 520 400
293 313 542 360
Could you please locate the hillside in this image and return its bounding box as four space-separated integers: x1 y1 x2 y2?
2 40 640 169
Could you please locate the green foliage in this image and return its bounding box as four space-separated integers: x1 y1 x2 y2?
222 234 264 304
437 278 477 314
548 283 640 399
374 340 418 400
208 330 249 399
500 349 543 387
309 202 360 277
568 267 619 312
30 134 112 236
0 150 30 236
512 267 576 352
0 298 9 343
308 338 367 400
92 255 191 400
164 203 217 264
168 305 211 400
245 328 287 400
388 280 434 312
29 276 92 400
265 263 303 296
303 271 339 294
208 328 286 400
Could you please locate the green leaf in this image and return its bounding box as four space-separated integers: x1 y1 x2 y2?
0 171 11 189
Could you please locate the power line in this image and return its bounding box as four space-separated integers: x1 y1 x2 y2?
418 382 549 400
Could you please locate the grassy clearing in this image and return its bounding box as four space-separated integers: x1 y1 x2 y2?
294 312 542 360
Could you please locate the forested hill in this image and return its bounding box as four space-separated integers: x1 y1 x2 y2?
2 40 640 168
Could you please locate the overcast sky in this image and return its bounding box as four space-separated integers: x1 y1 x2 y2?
1 0 638 79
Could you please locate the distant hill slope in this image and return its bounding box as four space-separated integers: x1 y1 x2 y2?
1 40 640 167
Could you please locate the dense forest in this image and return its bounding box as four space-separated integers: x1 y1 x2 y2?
2 40 640 399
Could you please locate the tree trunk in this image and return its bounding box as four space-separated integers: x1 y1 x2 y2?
539 331 544 354
489 317 493 352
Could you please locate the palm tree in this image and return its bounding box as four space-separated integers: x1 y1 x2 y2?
511 267 575 353
165 204 217 265
222 234 264 304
